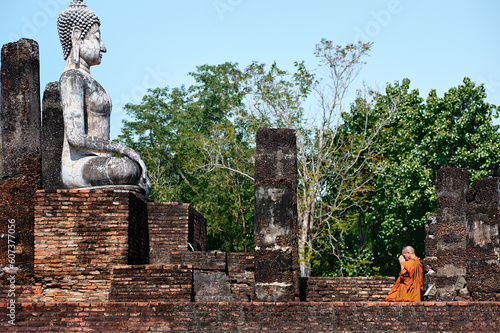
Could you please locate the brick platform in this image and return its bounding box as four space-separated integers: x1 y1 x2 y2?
34 189 149 302
1 301 499 332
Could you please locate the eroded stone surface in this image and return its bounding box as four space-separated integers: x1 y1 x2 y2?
432 168 469 300
193 270 233 302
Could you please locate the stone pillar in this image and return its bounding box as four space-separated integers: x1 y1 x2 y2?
433 168 469 300
0 39 41 283
1 39 41 178
465 176 500 301
41 82 64 189
253 128 298 301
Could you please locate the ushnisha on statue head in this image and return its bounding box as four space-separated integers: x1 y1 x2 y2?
57 0 106 71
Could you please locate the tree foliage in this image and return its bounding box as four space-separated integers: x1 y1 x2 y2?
119 63 255 252
341 78 500 276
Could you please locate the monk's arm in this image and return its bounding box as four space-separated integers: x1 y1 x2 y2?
402 260 415 277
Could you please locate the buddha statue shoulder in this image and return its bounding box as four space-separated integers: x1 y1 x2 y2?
57 0 151 197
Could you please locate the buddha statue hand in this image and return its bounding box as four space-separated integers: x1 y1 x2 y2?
126 149 152 197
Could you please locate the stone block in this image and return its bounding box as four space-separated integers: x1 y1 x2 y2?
193 270 233 302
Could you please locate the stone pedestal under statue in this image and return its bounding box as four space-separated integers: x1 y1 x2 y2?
34 188 149 301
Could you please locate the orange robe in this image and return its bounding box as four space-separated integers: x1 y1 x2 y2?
385 257 423 302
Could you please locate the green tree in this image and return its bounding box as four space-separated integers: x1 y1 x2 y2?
118 63 255 252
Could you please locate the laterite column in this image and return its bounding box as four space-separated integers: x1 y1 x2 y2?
465 176 500 301
254 128 298 301
0 39 41 282
433 168 469 300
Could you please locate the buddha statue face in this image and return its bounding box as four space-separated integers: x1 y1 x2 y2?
75 23 107 67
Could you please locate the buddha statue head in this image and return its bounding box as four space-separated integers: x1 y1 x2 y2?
57 0 105 68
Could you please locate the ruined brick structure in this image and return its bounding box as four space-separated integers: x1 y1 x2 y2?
424 168 469 300
1 38 500 332
148 202 207 263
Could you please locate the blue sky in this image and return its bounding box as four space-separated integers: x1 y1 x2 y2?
1 0 499 138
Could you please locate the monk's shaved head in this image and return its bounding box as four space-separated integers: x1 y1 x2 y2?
403 246 415 254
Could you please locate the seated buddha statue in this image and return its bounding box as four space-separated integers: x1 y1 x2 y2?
57 0 151 197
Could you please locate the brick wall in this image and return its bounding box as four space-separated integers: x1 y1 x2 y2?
169 251 226 269
1 301 499 332
148 202 207 265
189 206 207 252
299 276 395 302
34 189 148 302
109 264 192 302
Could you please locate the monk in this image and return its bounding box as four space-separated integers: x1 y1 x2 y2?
385 246 423 302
